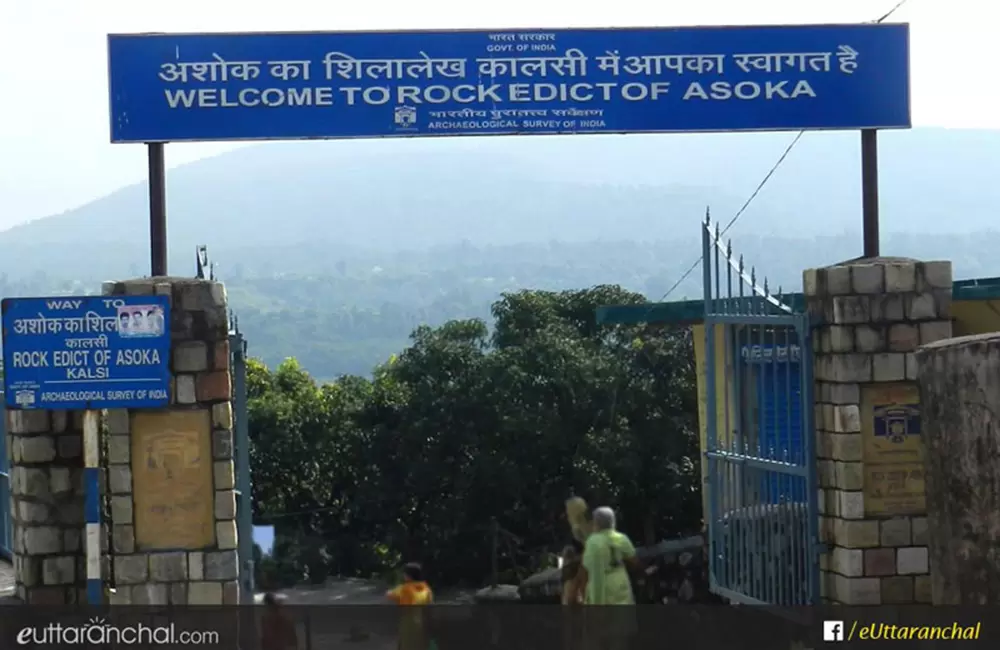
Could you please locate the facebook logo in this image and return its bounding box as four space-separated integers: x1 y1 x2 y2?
823 621 845 642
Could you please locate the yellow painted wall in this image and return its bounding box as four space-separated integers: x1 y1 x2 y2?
692 323 736 521
951 299 1000 336
133 409 216 551
692 298 1000 520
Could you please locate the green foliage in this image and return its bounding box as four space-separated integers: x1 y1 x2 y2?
248 285 701 586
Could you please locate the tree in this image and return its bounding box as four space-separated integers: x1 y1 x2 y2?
248 285 701 587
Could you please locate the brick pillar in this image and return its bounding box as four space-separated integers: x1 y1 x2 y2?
101 278 238 606
7 410 84 604
803 259 951 605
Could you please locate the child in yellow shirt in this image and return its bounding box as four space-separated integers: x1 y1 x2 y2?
386 562 434 650
386 562 434 605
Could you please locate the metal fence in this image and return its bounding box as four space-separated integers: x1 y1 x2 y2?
701 217 820 606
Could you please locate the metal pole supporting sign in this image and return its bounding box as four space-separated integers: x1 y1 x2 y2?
861 129 880 257
148 143 168 276
83 410 103 605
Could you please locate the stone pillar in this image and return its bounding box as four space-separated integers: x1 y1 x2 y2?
101 278 238 606
916 333 1000 604
7 409 84 604
803 259 952 605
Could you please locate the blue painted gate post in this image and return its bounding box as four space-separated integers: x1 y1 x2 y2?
231 328 254 603
82 410 102 605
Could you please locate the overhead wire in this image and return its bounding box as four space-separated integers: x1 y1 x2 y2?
646 0 913 306
874 0 911 24
654 131 804 304
592 0 915 443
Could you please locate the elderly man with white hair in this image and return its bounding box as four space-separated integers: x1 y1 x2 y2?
576 506 640 650
577 507 639 605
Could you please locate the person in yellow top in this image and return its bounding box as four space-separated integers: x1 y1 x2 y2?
579 507 640 650
386 562 434 650
387 562 434 605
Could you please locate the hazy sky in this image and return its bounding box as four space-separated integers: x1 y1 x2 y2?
0 0 989 228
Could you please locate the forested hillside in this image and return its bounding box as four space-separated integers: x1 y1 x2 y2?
3 231 998 379
3 127 1000 378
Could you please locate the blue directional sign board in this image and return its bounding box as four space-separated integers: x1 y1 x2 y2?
1 296 171 410
107 23 910 143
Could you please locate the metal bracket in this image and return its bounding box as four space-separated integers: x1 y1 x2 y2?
196 245 209 279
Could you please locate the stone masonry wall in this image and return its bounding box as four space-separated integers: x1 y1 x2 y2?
804 259 952 605
916 332 1000 604
102 278 239 606
7 410 84 604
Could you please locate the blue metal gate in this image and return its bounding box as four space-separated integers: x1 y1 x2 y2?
702 217 820 605
0 390 10 559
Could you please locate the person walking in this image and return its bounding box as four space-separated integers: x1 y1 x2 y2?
560 540 587 650
259 592 298 650
386 562 435 650
578 507 640 650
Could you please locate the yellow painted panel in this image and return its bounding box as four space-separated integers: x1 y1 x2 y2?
861 383 925 517
693 324 708 521
952 299 1000 336
133 409 216 550
693 324 736 520
866 462 925 517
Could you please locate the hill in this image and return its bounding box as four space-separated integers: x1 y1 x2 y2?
2 127 1000 378
5 127 1000 272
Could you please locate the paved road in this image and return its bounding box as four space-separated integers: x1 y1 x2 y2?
256 579 479 650
0 560 14 600
0 568 487 649
255 577 387 605
0 563 476 606
258 578 477 605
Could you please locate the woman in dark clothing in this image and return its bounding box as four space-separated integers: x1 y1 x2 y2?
560 539 586 650
260 592 298 650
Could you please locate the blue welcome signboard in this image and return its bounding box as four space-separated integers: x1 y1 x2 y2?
1 296 171 410
107 23 911 143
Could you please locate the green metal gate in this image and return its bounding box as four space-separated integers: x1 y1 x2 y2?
702 217 820 605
